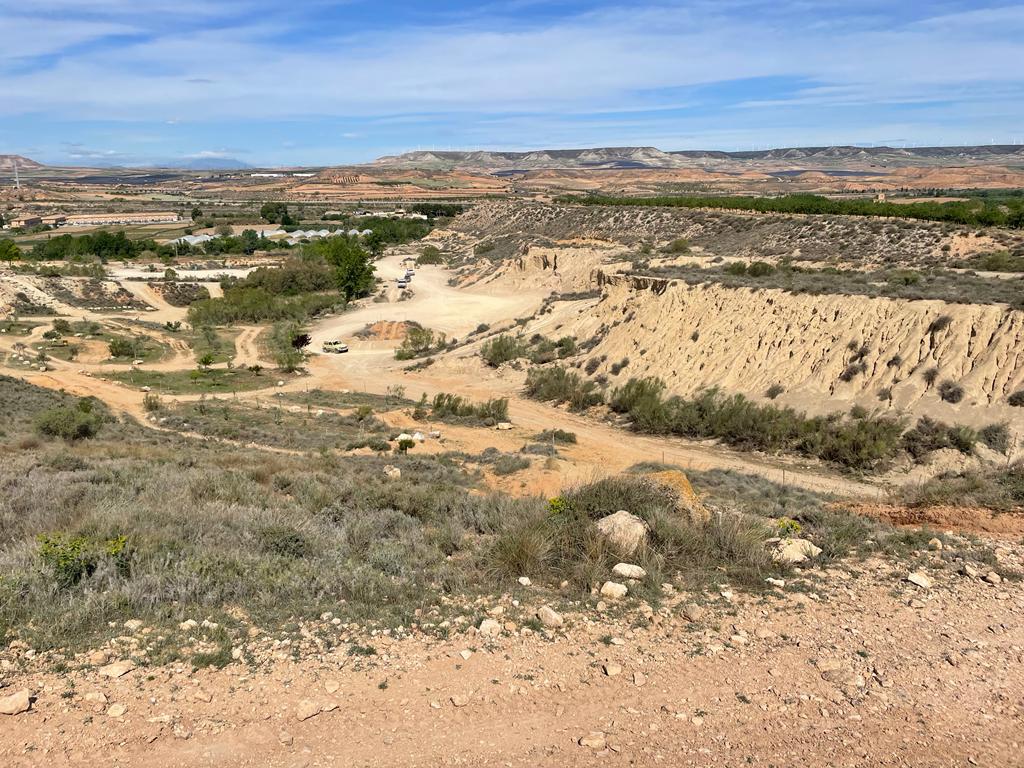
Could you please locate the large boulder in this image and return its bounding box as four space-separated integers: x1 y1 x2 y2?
595 510 648 554
645 470 710 524
0 689 31 716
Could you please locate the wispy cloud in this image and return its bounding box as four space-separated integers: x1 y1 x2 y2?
2 1 1022 164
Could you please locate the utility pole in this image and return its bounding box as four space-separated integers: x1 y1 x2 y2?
13 158 20 190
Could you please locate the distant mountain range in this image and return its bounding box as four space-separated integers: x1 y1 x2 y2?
0 154 251 171
371 145 1024 171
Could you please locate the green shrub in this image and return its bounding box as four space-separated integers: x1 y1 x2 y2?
766 384 785 399
662 238 690 254
481 334 526 367
609 380 905 471
257 524 311 559
980 423 1010 454
938 380 964 403
1008 390 1024 407
534 429 577 444
37 533 129 588
34 401 102 441
492 455 531 476
901 416 976 459
417 245 444 265
430 393 509 425
524 366 603 410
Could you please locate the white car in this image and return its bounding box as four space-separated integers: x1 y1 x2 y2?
322 341 349 353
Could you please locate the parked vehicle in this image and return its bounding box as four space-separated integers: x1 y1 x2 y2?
322 340 349 353
397 279 408 288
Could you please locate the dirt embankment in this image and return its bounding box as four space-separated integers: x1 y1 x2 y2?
565 277 1024 432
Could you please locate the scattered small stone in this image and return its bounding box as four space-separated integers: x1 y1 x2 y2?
984 571 1002 585
517 576 532 586
278 731 294 746
459 649 473 661
962 563 981 579
106 703 127 718
772 537 822 565
84 692 108 705
600 581 628 600
478 618 502 637
928 538 943 551
123 619 144 632
450 695 469 708
98 661 136 679
579 731 607 749
383 465 401 479
765 577 785 588
0 689 31 716
536 605 563 628
324 680 341 694
907 572 933 589
682 604 705 623
603 663 622 677
633 671 647 687
612 563 647 580
595 511 648 554
295 700 321 721
193 689 213 703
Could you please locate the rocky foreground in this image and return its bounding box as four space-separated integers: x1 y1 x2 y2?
1 540 1022 768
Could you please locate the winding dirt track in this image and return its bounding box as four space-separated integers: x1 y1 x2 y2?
1 255 878 499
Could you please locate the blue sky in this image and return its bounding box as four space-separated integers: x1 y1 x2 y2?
2 1 1023 166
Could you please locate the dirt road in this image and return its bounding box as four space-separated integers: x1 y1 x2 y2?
1 254 880 498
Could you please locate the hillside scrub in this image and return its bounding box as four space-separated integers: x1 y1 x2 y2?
608 378 904 471
524 366 603 410
565 193 1024 229
189 287 342 325
429 393 509 425
638 261 1024 308
481 333 576 367
898 463 1024 511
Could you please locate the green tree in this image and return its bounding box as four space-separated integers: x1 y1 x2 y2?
307 237 376 300
268 321 306 372
260 202 289 224
190 206 203 220
0 239 20 261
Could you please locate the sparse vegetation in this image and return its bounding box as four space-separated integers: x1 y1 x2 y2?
938 379 965 403
608 378 905 471
524 366 603 411
429 393 509 426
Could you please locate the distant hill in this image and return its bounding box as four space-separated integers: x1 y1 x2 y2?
371 145 1024 171
0 155 45 172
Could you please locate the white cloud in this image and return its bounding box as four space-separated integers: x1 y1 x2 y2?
2 1 1022 159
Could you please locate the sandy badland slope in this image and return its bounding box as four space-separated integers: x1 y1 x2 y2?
566 276 1024 426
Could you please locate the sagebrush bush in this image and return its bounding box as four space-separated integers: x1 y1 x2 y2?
609 379 904 471
524 366 603 410
430 392 508 425
938 379 965 403
34 401 102 441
